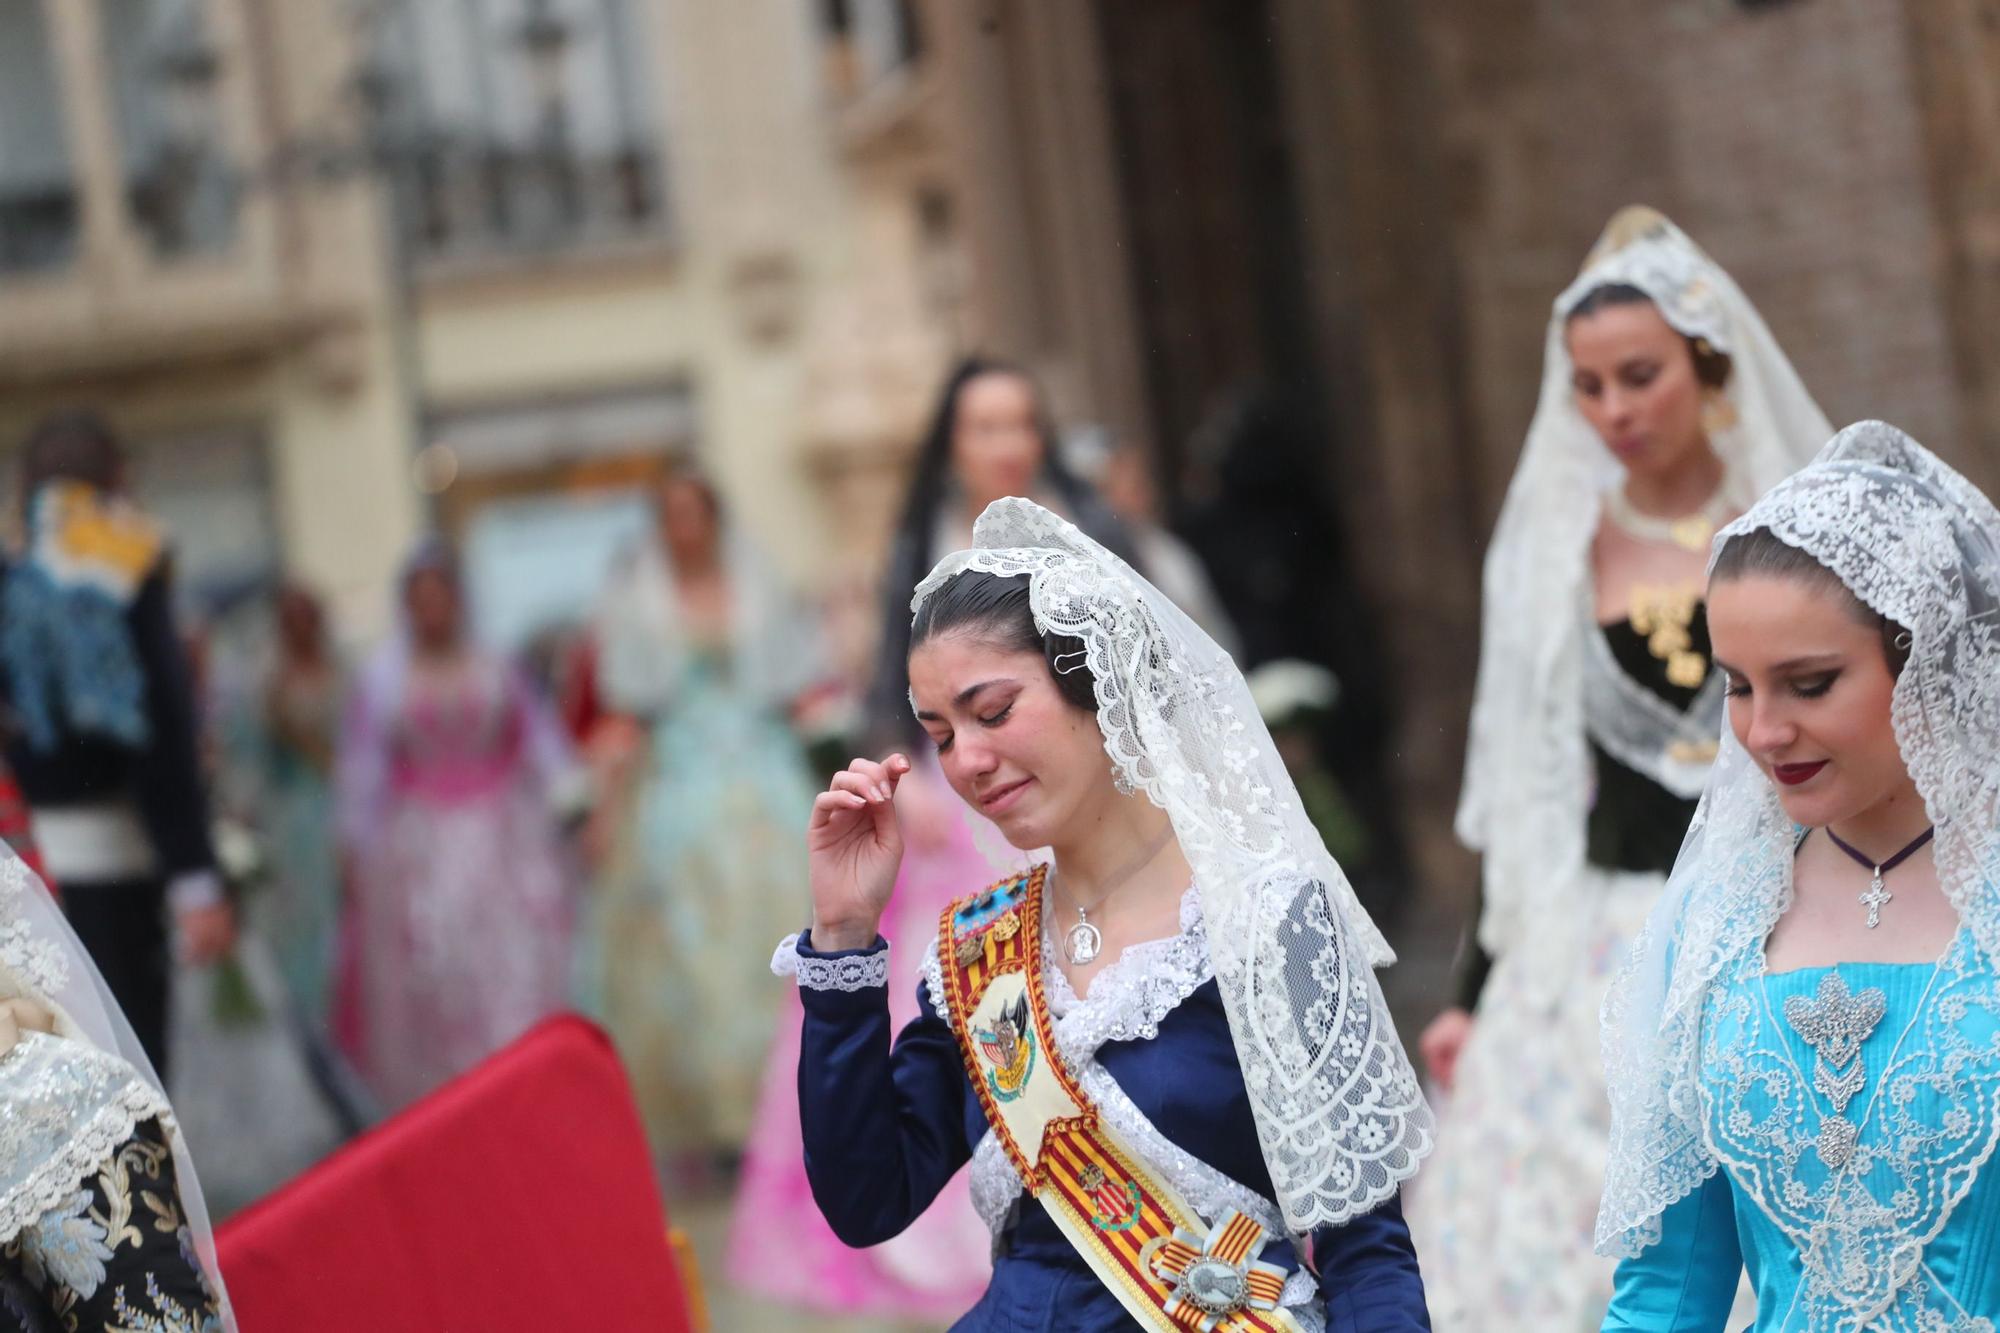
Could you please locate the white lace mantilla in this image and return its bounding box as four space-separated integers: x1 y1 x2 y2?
0 1031 173 1248
771 934 889 992
915 498 1430 1231
0 857 68 998
0 847 232 1327
1600 423 2000 1294
942 891 1322 1324
1456 207 1829 976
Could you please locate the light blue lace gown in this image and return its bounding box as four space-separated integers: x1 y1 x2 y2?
1604 929 2000 1331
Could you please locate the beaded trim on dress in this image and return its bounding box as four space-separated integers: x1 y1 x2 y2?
0 1031 175 1248
1698 934 2000 1326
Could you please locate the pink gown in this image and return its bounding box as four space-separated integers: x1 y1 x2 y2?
726 756 998 1320
337 656 578 1112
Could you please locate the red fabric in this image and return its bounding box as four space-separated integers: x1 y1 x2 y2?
216 1015 696 1329
0 765 49 892
559 634 603 744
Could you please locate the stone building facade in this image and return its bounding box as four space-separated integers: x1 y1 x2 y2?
0 0 960 637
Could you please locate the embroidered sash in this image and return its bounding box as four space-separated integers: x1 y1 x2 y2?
940 867 1310 1332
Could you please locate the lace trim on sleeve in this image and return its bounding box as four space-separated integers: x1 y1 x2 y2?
769 933 889 992
1281 1274 1325 1330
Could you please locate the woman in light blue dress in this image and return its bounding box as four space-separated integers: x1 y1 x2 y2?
1597 420 2000 1330
247 584 344 1029
579 471 821 1162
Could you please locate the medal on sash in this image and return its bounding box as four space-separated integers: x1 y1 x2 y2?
939 867 1309 1331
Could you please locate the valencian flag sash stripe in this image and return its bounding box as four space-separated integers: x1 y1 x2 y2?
939 867 1308 1331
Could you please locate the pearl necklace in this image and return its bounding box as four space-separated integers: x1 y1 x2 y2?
1603 482 1735 554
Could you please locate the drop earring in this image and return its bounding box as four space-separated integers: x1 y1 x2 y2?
1701 389 1738 435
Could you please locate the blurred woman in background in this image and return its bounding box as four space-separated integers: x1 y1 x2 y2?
336 539 581 1111
1409 208 1827 1328
253 584 344 1033
726 359 1129 1320
863 358 1131 748
580 469 820 1176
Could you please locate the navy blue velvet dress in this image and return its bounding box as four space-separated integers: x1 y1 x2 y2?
785 902 1430 1332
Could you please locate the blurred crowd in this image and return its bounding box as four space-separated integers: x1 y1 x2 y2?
0 360 1388 1320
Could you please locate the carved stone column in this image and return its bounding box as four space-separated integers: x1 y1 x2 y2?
1268 0 1487 911
1905 0 2000 492
916 0 1147 437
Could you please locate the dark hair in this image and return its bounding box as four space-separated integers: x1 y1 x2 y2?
892 357 1072 556
19 410 125 507
1565 282 1732 391
1710 528 1911 676
400 536 462 597
909 570 1099 713
659 466 721 518
275 581 325 625
864 358 1130 747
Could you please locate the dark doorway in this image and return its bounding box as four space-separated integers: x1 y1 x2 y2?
1093 0 1409 919
1093 0 1320 474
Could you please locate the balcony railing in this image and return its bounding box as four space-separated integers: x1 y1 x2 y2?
368 0 672 267
126 147 239 261
392 136 667 263
0 0 343 385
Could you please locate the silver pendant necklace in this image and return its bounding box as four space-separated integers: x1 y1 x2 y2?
1057 825 1175 967
1065 911 1104 967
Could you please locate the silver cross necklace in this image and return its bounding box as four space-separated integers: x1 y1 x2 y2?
1823 824 1935 929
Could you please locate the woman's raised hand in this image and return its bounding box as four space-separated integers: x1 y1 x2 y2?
806 753 912 951
1419 1007 1475 1096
